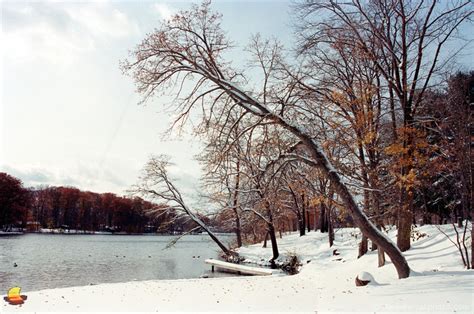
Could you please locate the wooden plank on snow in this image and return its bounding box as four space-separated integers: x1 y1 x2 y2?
204 258 273 276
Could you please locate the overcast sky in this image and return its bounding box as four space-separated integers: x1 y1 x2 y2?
0 0 294 202
1 0 472 203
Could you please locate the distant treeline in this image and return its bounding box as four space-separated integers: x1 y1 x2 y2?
0 172 205 233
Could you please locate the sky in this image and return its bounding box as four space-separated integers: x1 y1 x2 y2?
0 0 295 203
1 0 472 203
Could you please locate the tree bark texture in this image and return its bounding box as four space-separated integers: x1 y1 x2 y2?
358 235 368 258
232 158 242 247
319 202 328 233
268 223 279 262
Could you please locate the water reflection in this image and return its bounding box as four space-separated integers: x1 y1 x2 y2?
0 234 234 292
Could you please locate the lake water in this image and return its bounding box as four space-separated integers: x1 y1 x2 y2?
0 233 235 292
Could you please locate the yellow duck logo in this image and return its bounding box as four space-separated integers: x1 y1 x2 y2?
3 287 28 305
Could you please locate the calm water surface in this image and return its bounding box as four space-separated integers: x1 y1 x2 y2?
0 233 234 292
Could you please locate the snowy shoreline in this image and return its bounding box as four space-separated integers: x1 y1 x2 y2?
3 225 473 312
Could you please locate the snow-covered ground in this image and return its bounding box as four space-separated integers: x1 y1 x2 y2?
0 232 23 236
3 224 473 312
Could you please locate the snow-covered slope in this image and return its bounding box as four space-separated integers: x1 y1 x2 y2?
3 224 473 312
240 224 473 312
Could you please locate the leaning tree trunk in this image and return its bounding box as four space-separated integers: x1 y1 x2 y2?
318 151 409 277
185 66 410 278
191 220 231 255
322 158 409 277
206 228 231 255
180 202 232 256
271 117 410 278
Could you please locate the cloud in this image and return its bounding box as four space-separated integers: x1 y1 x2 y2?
64 5 139 39
153 3 175 21
166 164 201 204
2 166 51 184
0 160 201 201
0 163 127 194
0 165 79 187
1 2 139 66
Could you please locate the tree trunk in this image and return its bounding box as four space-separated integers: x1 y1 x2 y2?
319 203 328 233
471 202 473 269
263 231 269 248
268 223 279 262
301 207 306 236
307 211 311 233
306 200 311 233
397 194 413 252
301 192 307 236
362 186 371 254
289 185 305 236
205 71 410 278
466 80 473 269
378 247 386 267
297 210 305 236
328 208 334 247
232 158 242 247
370 174 383 253
204 227 232 256
252 228 258 243
397 115 415 252
296 133 410 277
234 211 242 247
389 82 398 141
177 199 232 255
358 235 368 258
471 221 473 270
313 206 318 231
374 225 385 266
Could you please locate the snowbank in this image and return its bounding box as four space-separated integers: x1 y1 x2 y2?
2 225 473 312
0 232 23 236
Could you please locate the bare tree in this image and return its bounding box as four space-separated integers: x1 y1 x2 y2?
296 0 472 252
133 155 232 256
198 111 246 247
122 1 410 278
236 123 294 262
294 30 389 263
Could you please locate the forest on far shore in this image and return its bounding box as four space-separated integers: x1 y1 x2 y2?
0 172 214 234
